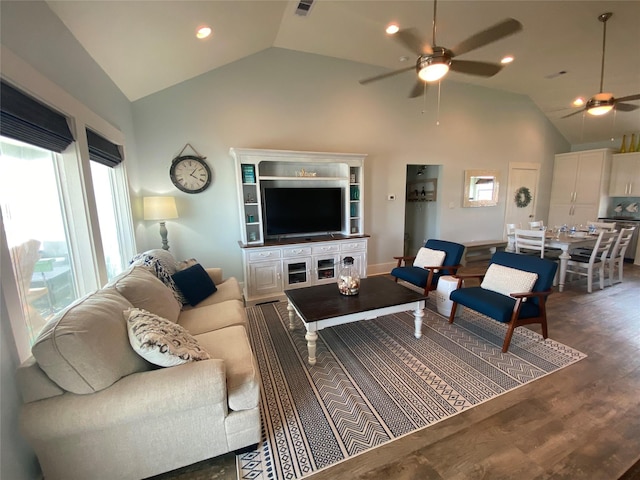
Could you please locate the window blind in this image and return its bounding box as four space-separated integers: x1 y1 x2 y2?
0 81 74 153
86 129 123 167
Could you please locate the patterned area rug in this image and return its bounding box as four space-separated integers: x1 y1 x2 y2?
237 299 586 480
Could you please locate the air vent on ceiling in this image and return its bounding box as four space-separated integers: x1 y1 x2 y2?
295 0 315 17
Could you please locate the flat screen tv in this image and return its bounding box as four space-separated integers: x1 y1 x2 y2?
263 187 343 237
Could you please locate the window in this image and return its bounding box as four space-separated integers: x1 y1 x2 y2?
0 137 78 344
0 80 135 358
90 161 128 280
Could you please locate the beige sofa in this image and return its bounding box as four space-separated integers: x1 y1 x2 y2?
16 251 261 480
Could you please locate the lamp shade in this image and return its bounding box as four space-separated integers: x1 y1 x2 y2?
143 196 178 221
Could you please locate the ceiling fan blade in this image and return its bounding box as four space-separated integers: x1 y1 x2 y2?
615 102 639 112
449 18 523 57
615 93 640 103
395 28 432 56
561 109 585 119
450 60 502 77
408 80 428 98
359 66 414 85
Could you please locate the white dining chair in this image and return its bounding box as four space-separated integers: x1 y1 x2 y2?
565 230 617 293
606 227 635 285
514 229 559 285
587 221 616 232
514 228 546 257
528 220 544 230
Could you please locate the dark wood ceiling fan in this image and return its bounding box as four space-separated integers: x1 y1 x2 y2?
359 0 523 98
562 12 640 119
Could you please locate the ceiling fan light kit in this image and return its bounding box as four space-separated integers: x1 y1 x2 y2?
417 51 451 82
586 93 615 116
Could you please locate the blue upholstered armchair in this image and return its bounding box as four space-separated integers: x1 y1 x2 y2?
448 251 558 352
391 239 465 296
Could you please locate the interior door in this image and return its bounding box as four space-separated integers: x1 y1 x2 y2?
504 162 541 237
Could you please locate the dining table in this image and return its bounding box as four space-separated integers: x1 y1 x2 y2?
506 232 598 292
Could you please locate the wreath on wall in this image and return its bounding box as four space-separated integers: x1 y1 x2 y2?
514 186 532 208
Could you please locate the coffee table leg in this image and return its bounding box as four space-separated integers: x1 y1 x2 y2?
287 301 296 330
305 327 318 365
413 304 424 339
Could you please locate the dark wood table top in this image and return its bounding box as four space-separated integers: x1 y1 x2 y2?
284 276 426 323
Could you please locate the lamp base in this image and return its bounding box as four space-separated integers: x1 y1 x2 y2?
159 221 170 251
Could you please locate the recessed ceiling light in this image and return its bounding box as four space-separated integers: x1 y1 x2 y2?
386 24 399 35
196 26 212 39
500 55 514 64
573 97 585 106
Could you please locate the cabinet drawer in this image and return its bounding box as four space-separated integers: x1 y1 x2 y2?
340 240 366 252
312 243 340 255
283 246 312 258
248 249 281 262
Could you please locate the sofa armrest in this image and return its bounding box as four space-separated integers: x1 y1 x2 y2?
205 267 223 284
21 359 228 440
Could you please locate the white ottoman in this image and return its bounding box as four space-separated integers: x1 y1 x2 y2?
435 275 458 317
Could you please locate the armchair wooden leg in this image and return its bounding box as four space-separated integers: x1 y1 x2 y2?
448 303 458 324
502 322 516 353
394 277 398 283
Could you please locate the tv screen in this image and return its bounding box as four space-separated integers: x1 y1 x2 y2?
264 187 343 236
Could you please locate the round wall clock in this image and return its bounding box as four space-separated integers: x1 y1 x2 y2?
169 155 212 194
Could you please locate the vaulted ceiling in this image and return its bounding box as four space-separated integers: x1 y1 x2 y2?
46 0 640 146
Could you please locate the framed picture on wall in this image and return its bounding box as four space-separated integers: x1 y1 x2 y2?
407 178 437 202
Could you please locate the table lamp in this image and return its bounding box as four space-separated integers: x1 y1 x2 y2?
143 196 179 250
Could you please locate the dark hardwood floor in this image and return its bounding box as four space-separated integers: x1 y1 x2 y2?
153 262 640 480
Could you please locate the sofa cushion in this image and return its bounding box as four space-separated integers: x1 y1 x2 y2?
125 308 210 367
107 266 181 323
182 277 243 310
130 250 186 304
171 263 217 307
31 288 151 394
179 300 248 335
195 325 260 411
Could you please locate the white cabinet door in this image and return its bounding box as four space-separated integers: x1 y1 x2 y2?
283 258 311 289
248 261 282 297
574 151 605 205
610 153 640 196
550 154 578 205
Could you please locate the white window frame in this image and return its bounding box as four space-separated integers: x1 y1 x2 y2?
1 46 136 361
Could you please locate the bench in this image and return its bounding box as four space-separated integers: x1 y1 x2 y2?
463 240 507 265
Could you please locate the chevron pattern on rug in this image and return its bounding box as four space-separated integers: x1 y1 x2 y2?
238 299 586 480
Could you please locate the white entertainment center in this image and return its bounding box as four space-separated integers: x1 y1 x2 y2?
230 148 368 304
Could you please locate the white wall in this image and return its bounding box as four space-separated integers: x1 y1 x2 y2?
131 47 569 275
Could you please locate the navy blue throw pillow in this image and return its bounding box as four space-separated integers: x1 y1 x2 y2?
171 263 217 306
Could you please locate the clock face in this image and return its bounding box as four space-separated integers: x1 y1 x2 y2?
170 156 211 194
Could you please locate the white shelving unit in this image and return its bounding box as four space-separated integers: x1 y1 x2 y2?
230 148 368 304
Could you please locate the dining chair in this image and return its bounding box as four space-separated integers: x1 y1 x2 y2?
606 227 635 285
587 221 616 232
505 223 520 236
528 220 544 230
565 230 617 293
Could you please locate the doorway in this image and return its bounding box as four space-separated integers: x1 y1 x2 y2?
403 165 441 256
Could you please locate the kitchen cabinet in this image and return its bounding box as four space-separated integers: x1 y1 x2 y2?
548 149 612 228
609 152 640 196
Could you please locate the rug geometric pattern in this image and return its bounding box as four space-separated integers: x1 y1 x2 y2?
238 299 586 480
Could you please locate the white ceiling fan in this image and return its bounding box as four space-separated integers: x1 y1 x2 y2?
359 0 523 98
562 12 640 119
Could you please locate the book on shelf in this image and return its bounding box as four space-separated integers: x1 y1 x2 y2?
241 164 255 183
